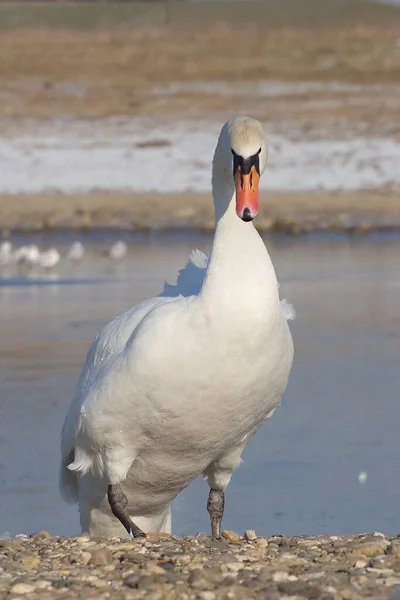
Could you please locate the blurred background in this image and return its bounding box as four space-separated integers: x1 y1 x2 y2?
0 0 399 538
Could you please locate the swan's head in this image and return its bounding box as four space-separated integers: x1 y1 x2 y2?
213 116 268 221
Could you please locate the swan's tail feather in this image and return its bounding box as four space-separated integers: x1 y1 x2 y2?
66 447 94 476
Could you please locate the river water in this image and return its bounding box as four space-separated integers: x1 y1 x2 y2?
0 233 399 537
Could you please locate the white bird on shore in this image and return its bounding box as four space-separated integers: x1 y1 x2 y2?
39 248 60 270
60 117 294 538
109 240 127 260
67 241 85 264
0 241 12 266
14 244 39 265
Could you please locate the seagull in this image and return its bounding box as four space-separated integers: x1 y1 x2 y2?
0 241 12 266
109 240 127 260
39 248 60 270
67 241 85 264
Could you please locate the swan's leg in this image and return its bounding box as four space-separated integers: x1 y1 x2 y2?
107 484 146 538
207 488 225 538
203 444 245 538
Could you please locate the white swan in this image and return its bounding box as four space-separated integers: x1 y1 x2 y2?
60 117 294 538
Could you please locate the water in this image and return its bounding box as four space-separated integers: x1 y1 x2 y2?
0 233 399 538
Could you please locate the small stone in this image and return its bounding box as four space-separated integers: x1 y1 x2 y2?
211 553 242 565
10 583 35 594
124 575 141 588
305 572 325 581
80 551 92 565
324 586 337 594
113 542 137 551
388 541 400 558
382 577 400 587
226 562 243 572
146 565 169 575
146 532 171 540
210 538 230 551
355 560 367 569
119 550 148 565
255 537 269 548
75 536 91 544
272 571 290 582
137 574 170 590
222 530 241 542
30 530 51 540
143 594 164 600
298 538 321 548
85 575 108 588
244 529 257 541
367 567 394 576
199 593 216 600
88 547 113 565
52 579 71 589
280 552 308 566
189 569 220 588
257 568 273 583
19 554 41 567
278 581 321 598
352 540 388 557
34 580 52 589
340 589 364 600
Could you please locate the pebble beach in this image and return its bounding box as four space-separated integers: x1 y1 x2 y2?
2 531 400 599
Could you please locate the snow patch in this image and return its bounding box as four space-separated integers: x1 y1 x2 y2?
0 118 398 194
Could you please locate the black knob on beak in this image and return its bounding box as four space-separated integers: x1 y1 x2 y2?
241 207 253 222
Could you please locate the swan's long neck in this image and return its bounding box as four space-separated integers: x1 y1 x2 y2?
199 176 280 320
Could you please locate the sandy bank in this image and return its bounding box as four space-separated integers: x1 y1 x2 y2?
1 191 399 234
1 531 400 599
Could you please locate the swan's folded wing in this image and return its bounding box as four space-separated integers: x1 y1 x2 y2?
59 295 175 503
61 353 141 496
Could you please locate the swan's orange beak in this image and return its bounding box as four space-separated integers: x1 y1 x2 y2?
234 164 259 222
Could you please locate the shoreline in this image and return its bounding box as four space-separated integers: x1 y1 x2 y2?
1 190 400 236
1 531 400 598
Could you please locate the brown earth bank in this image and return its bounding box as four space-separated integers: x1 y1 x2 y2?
0 25 399 124
0 0 399 125
1 191 399 235
1 531 400 599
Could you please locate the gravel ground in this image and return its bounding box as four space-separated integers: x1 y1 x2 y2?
1 531 400 599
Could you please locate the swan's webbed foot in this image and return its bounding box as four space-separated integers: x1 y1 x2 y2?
207 488 225 538
107 483 146 538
